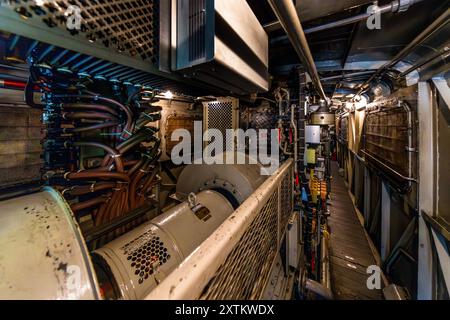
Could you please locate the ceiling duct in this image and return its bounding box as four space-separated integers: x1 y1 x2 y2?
173 0 269 95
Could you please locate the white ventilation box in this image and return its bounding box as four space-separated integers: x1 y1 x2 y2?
173 0 269 95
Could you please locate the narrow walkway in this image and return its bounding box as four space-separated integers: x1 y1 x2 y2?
328 162 383 300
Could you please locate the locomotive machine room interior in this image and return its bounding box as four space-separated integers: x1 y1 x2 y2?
0 0 449 301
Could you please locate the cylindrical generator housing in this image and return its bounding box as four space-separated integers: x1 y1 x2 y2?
93 190 234 299
0 187 100 300
176 154 266 207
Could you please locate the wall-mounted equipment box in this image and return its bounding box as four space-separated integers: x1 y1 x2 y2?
173 0 269 95
305 125 321 144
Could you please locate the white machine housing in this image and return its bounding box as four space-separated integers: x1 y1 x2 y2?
173 0 269 94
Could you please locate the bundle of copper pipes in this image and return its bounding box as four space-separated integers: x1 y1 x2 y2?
28 64 162 231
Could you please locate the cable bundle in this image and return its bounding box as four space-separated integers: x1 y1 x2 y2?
27 64 162 234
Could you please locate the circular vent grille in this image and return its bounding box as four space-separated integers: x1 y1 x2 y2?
122 230 171 285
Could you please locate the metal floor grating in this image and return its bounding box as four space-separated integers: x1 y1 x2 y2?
328 162 384 300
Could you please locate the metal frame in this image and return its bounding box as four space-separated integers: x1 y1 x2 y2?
0 6 170 79
203 97 239 150
432 77 450 113
145 159 294 299
418 82 437 217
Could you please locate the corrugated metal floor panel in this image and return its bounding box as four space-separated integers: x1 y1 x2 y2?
328 162 383 300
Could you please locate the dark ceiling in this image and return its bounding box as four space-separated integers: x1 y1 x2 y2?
247 0 450 99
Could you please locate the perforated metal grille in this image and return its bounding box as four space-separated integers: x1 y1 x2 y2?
279 166 293 241
122 230 171 285
10 0 159 64
200 190 279 300
206 101 234 150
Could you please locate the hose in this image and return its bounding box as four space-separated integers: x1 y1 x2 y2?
61 103 119 116
65 171 130 182
71 141 124 172
71 196 110 213
52 94 133 139
62 112 117 121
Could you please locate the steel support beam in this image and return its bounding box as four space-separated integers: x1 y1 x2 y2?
418 82 437 216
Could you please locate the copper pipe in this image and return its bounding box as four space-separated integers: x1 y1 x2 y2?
101 131 158 167
71 196 109 213
72 142 124 172
66 171 130 182
53 94 134 139
67 182 116 196
128 158 144 176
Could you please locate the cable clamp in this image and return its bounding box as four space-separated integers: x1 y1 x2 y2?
61 187 74 196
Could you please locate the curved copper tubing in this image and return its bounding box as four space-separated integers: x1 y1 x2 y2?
68 182 116 196
72 141 124 172
53 94 133 136
101 132 156 167
66 171 130 182
71 196 109 213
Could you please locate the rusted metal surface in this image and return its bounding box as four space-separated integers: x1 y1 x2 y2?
145 159 294 300
164 114 201 156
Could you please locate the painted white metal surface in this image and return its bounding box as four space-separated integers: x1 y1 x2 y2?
0 187 100 300
417 81 437 299
432 77 450 111
176 152 266 205
145 159 293 300
94 190 234 299
418 81 437 216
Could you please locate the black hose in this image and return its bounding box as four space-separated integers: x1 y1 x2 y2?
24 78 42 109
